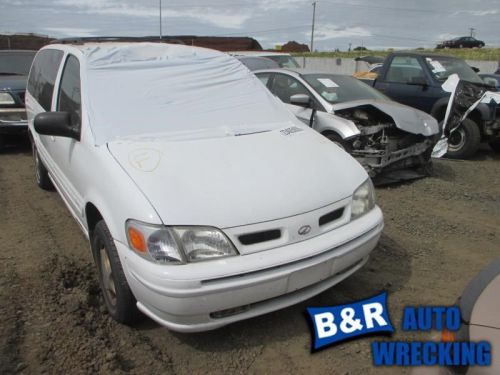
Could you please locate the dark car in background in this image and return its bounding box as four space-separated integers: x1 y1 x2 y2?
360 52 499 159
0 50 36 148
436 36 485 49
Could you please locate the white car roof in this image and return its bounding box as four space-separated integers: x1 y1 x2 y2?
42 42 295 145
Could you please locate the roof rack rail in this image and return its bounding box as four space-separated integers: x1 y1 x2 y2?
50 36 185 45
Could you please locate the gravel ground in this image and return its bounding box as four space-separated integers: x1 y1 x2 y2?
1 140 499 374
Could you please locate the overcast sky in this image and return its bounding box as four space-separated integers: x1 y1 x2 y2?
1 0 499 50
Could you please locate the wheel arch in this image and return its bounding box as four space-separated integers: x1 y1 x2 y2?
85 202 103 241
321 129 344 139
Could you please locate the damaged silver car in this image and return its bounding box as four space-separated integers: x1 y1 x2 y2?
255 69 441 183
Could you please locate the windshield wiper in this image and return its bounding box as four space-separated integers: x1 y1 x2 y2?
0 72 24 76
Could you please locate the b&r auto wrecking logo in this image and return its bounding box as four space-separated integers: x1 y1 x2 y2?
306 292 394 351
306 293 491 368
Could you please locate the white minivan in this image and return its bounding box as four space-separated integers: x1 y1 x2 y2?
26 41 383 332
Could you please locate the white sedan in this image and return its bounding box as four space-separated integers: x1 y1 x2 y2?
26 41 383 332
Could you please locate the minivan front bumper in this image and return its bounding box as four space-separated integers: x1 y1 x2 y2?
116 206 384 332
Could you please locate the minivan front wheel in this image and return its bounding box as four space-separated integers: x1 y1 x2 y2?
446 119 481 159
32 144 54 190
92 220 141 325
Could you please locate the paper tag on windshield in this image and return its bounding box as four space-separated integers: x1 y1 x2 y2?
317 78 339 88
428 60 446 73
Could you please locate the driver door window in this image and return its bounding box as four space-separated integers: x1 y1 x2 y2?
57 55 81 130
271 74 310 104
385 56 425 84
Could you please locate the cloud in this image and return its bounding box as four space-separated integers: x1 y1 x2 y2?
43 27 97 37
53 0 251 29
312 24 372 41
437 33 458 41
470 9 498 16
452 9 499 16
257 0 306 11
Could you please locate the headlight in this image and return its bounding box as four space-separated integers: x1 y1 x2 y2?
0 92 15 105
351 179 376 220
125 220 238 264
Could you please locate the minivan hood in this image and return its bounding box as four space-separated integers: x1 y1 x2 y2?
331 99 440 136
107 127 367 228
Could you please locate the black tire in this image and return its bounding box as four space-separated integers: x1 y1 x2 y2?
324 132 352 153
33 143 54 190
92 220 141 325
446 118 481 159
489 139 500 153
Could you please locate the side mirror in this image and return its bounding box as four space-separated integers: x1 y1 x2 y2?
34 112 80 140
290 94 311 107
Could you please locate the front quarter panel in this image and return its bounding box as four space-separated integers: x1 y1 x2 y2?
79 143 163 244
313 111 361 139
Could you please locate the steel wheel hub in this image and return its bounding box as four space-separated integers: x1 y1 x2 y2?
100 246 117 306
449 128 466 151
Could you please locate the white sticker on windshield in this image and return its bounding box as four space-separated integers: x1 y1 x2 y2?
428 60 446 73
317 78 339 88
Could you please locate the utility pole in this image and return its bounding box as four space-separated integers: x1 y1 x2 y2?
159 0 162 39
469 27 475 37
310 1 316 53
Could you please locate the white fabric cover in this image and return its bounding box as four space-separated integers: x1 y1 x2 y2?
81 43 294 145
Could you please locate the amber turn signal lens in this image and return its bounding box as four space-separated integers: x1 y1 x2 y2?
128 227 147 253
441 329 456 342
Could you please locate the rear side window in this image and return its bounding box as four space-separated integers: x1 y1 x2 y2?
27 49 64 111
57 55 81 128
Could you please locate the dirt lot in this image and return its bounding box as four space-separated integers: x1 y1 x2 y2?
1 140 499 374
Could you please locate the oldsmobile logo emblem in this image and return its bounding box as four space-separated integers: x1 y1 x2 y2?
298 225 312 236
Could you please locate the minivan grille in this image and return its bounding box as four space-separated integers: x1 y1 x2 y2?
238 229 281 245
319 207 344 226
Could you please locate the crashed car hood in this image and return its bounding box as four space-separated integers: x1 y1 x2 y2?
107 127 367 228
331 99 439 136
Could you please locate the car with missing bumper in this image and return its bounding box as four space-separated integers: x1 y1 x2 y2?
26 41 383 332
0 50 36 148
255 69 441 182
359 52 500 159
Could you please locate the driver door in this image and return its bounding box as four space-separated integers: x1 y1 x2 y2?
376 55 435 113
47 54 84 220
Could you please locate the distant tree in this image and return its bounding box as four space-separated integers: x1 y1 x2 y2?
353 46 368 51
